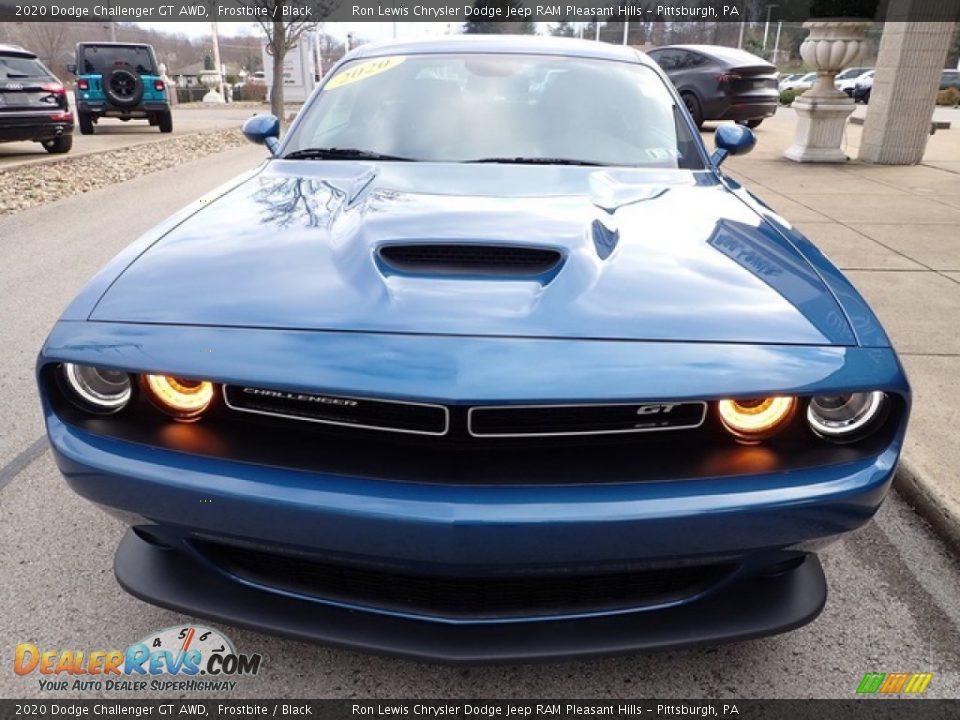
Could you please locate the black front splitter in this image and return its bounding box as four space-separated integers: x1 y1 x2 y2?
114 529 826 664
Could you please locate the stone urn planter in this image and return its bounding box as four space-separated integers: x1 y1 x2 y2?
784 20 872 163
199 70 224 104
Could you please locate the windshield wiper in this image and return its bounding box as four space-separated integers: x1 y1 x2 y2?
465 156 609 166
283 147 415 162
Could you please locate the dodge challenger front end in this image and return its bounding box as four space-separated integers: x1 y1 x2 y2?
37 37 910 662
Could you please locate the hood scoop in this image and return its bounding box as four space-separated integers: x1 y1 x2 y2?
376 244 564 280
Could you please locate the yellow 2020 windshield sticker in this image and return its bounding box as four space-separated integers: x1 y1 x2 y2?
325 57 405 90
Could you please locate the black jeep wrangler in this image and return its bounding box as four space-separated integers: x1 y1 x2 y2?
69 42 172 134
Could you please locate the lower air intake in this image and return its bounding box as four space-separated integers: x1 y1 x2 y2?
196 540 734 619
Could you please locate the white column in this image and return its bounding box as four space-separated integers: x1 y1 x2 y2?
859 18 956 164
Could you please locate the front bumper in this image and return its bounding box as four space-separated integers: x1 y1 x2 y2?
47 410 897 660
40 325 908 660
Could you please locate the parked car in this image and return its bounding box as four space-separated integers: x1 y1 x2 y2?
0 43 73 154
777 73 802 91
647 44 778 129
853 71 875 103
855 69 958 105
68 42 171 134
835 67 873 97
38 36 909 662
940 69 960 90
780 71 818 93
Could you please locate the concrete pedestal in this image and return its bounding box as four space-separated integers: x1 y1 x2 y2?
784 93 856 163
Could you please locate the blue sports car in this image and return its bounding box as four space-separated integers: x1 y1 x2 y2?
38 36 909 662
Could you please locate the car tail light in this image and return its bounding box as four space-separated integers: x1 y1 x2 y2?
142 375 215 421
717 73 743 83
41 82 65 95
154 80 165 91
718 397 796 442
77 79 89 91
50 112 73 122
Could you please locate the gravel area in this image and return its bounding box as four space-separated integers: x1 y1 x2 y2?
0 129 248 217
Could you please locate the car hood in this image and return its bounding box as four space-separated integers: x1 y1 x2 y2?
90 161 855 346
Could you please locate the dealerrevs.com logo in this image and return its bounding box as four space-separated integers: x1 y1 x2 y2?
14 625 262 693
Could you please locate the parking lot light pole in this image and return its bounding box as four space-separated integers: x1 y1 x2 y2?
763 4 778 49
210 21 225 102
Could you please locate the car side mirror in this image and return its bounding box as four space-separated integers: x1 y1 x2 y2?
66 63 77 75
711 124 756 166
242 114 281 156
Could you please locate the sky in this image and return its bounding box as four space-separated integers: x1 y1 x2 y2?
136 21 457 43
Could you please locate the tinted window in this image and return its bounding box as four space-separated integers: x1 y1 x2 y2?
81 46 156 76
0 54 47 79
287 53 703 169
650 50 682 70
680 52 709 69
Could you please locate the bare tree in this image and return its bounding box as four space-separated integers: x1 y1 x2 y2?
12 22 71 72
252 1 335 120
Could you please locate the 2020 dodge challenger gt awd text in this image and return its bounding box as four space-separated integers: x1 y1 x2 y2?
38 37 909 662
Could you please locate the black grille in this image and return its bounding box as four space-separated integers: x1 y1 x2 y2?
469 402 708 437
196 541 734 619
223 386 448 436
378 244 563 277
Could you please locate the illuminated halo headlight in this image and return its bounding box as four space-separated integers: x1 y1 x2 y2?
718 397 796 442
807 391 886 440
62 364 132 413
142 375 214 420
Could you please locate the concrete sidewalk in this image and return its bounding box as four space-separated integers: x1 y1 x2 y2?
711 109 960 547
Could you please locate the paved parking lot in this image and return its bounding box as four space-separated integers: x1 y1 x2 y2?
0 104 257 169
1 112 959 699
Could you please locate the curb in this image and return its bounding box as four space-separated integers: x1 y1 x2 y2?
894 456 960 553
0 127 237 174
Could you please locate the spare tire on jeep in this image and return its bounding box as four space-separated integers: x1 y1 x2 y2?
103 64 144 108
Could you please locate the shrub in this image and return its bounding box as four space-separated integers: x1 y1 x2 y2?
780 88 806 105
936 87 960 107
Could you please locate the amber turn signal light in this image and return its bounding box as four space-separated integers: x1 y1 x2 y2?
717 397 796 442
142 375 215 421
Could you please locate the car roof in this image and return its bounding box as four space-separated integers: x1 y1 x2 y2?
0 43 35 58
346 35 650 66
651 44 771 67
76 41 154 49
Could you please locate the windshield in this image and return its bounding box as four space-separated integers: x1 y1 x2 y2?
285 53 703 169
81 46 156 76
0 54 47 79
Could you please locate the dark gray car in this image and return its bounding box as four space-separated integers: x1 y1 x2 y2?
647 45 779 129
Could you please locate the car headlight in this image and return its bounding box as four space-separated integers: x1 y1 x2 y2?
61 364 132 414
718 397 796 442
142 375 214 420
807 391 886 440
